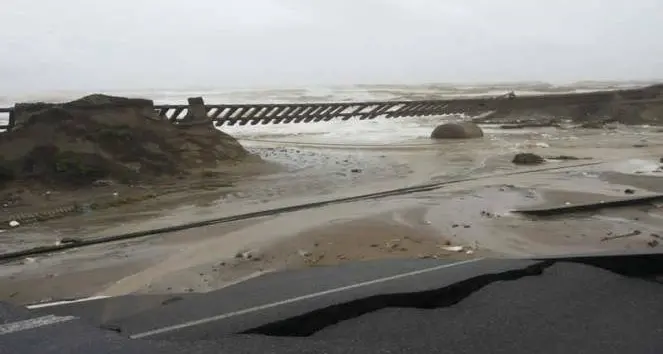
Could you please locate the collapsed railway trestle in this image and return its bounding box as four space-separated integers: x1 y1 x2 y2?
1 84 661 132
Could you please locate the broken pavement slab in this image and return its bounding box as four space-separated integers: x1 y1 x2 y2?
512 193 663 216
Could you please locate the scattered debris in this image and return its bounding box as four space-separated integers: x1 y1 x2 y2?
624 189 635 195
304 253 325 265
647 239 659 248
480 210 494 217
298 249 312 258
498 120 561 130
546 155 583 161
350 168 362 173
601 230 642 242
92 179 115 187
235 249 261 261
54 237 82 246
8 220 20 228
440 245 464 252
100 324 123 333
385 239 401 250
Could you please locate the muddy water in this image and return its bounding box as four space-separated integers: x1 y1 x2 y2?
1 124 662 254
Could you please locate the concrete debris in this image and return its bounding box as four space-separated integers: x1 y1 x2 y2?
601 230 642 242
385 239 401 249
440 245 464 252
235 249 261 261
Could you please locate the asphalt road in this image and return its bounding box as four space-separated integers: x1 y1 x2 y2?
2 254 663 354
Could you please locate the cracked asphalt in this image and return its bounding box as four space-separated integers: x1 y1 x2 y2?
2 254 663 354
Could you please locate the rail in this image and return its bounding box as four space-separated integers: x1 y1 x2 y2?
157 100 461 126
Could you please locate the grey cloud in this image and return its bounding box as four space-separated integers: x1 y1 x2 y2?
0 0 661 94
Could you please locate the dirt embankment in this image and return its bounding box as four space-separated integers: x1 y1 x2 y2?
0 94 261 223
473 83 663 127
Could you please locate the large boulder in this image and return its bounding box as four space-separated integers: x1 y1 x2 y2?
512 153 545 165
430 122 484 139
0 94 253 188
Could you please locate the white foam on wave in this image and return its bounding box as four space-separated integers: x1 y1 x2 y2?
225 115 460 144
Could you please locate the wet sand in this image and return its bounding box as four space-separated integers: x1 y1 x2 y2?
1 124 662 305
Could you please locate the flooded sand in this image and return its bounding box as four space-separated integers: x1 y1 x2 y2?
1 123 662 304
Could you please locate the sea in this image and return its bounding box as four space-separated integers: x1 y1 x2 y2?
0 81 656 145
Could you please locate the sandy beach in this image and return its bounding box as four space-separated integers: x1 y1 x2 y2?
0 116 662 305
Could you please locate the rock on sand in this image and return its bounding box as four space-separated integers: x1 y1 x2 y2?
512 153 545 165
430 122 484 139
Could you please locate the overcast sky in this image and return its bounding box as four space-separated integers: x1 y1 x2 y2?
1 0 662 93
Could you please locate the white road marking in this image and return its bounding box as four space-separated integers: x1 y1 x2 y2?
0 315 76 336
130 258 483 339
26 296 111 309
